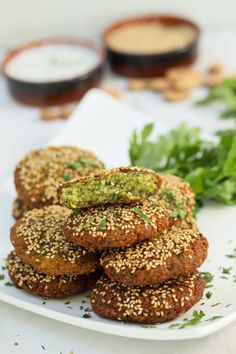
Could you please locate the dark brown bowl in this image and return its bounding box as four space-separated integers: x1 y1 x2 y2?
2 38 106 107
103 14 200 78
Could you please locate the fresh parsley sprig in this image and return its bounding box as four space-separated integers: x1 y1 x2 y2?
196 78 236 120
129 123 236 209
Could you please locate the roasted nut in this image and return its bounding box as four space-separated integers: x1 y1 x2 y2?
173 72 205 91
40 108 58 121
128 79 147 90
163 89 191 102
60 106 74 119
208 63 224 75
205 73 224 88
148 78 169 91
165 66 190 82
101 87 122 99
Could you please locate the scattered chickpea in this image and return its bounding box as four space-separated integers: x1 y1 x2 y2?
127 79 147 90
208 63 224 75
205 73 224 88
148 78 169 91
163 89 191 102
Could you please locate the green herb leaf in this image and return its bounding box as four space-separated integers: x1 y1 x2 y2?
222 267 232 274
63 174 72 181
129 123 236 209
179 310 205 329
82 313 91 319
211 302 221 307
196 78 236 120
206 291 212 299
131 207 152 224
201 272 214 285
205 316 223 321
226 248 236 259
96 219 107 231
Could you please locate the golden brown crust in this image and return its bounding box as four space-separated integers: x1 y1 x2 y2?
91 273 205 324
64 196 170 251
101 223 208 286
7 252 99 299
10 205 99 276
14 146 104 209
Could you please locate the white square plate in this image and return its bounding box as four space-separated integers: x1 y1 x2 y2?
0 89 236 340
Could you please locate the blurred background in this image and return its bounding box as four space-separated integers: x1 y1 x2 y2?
1 0 236 47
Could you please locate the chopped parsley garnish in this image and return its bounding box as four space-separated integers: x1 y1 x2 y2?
220 276 228 280
205 316 223 321
41 345 45 350
225 304 232 308
14 342 19 346
0 274 5 280
4 282 14 287
170 210 186 219
196 78 236 120
63 174 72 181
205 291 212 299
211 302 221 307
222 267 232 274
129 123 236 210
96 219 107 231
131 207 152 224
226 248 236 259
201 272 214 285
169 310 205 329
67 157 103 171
82 313 91 319
64 301 71 305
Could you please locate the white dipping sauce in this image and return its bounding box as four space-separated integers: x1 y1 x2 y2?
5 43 100 83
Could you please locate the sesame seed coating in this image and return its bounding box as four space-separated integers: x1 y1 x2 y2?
6 251 99 299
91 272 205 324
14 146 104 209
101 221 208 286
155 174 195 222
63 174 194 251
64 193 170 251
10 205 99 276
58 166 161 209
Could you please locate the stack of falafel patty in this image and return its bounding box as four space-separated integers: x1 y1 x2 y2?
7 148 208 323
7 146 105 298
59 166 208 324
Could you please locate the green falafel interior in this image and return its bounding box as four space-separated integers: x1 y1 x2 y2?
59 166 161 209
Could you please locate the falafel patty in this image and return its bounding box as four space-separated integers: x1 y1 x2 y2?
156 174 195 222
6 252 99 299
58 167 161 209
12 198 30 220
100 222 208 286
91 272 205 324
10 205 99 276
14 146 104 209
64 194 170 251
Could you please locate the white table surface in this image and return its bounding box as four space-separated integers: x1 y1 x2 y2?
1 28 236 354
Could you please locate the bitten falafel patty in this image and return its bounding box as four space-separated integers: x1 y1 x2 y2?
91 272 205 324
58 167 161 209
10 205 99 276
6 251 99 299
